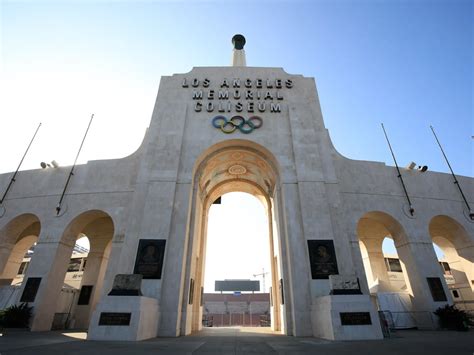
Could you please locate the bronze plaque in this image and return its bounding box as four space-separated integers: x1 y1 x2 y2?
279 279 284 305
99 312 131 326
189 278 195 305
20 277 41 302
133 239 166 279
308 240 339 279
78 285 93 305
427 277 447 302
340 312 372 325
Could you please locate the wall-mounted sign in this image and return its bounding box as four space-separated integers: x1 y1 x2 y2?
78 285 93 305
20 277 41 303
279 279 284 305
99 312 131 326
133 239 166 279
340 312 372 326
181 77 293 114
308 240 339 279
189 278 195 305
427 277 448 302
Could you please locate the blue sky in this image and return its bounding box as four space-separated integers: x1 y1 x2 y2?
1 0 472 177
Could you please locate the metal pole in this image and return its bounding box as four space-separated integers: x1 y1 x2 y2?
430 126 473 220
0 123 42 205
381 123 415 216
56 114 94 215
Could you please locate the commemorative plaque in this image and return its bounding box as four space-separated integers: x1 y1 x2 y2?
78 285 93 305
20 277 41 302
340 312 372 325
189 278 195 305
98 312 131 326
427 277 447 302
133 239 166 279
308 240 339 279
279 279 284 305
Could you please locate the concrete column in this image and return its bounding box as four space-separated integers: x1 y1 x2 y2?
273 187 290 335
280 183 313 336
191 197 207 333
158 182 192 336
75 246 110 329
362 239 390 287
0 235 36 284
0 242 15 280
179 184 201 336
349 239 371 294
267 203 281 332
457 244 474 291
25 235 75 331
395 238 452 328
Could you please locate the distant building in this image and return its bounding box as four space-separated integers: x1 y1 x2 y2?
202 293 270 327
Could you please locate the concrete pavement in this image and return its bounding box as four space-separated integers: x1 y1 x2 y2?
0 327 473 354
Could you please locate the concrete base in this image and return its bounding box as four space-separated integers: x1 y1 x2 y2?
87 296 159 341
311 295 383 340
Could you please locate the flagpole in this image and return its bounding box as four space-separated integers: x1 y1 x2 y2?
430 125 473 220
381 123 415 216
0 122 42 205
56 114 94 215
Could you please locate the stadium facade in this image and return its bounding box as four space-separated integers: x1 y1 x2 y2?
0 35 472 341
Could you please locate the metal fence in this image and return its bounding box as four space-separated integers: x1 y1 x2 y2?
202 312 270 327
378 310 442 337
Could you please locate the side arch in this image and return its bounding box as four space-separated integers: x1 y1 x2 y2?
429 215 474 296
28 209 114 331
0 213 40 285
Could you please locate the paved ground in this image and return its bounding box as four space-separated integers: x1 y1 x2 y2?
0 327 473 355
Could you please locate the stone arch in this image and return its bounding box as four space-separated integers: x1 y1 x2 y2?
356 211 410 293
193 139 280 207
176 139 288 335
429 215 474 298
0 213 40 285
28 209 114 331
357 211 455 328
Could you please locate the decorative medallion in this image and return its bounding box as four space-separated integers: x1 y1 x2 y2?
228 164 247 175
257 159 267 169
231 152 244 160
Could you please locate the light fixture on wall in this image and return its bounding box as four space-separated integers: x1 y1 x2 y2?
405 162 428 173
41 161 60 169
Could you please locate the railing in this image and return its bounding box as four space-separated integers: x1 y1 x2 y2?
378 310 440 336
202 312 270 327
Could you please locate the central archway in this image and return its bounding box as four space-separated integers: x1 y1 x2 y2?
180 139 288 335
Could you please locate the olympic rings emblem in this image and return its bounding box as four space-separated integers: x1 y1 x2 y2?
211 115 263 134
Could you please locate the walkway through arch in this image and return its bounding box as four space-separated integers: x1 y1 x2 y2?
179 140 289 336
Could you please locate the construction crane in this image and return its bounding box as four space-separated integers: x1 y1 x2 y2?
253 268 269 292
